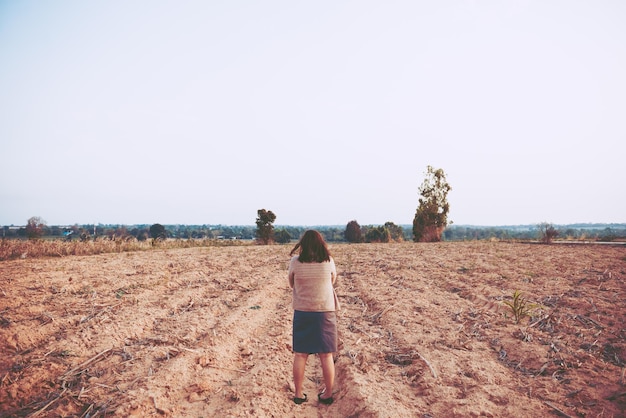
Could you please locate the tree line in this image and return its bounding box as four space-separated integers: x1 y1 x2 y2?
5 165 624 244
3 219 624 244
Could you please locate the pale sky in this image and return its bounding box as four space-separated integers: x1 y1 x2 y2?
1 1 625 227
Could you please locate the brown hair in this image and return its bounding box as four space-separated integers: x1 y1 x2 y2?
290 230 331 263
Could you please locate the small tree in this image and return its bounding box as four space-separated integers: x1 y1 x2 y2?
384 222 405 242
255 209 276 244
149 223 167 241
365 226 391 243
538 222 558 244
345 220 363 243
413 166 452 242
26 216 46 240
274 228 291 244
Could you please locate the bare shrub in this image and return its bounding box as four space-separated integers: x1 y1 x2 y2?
538 222 558 244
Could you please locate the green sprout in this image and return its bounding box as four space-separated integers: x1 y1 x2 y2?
503 290 539 324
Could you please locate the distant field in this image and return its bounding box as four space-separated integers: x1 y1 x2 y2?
1 242 625 417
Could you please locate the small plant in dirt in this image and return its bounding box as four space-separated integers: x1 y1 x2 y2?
503 290 540 324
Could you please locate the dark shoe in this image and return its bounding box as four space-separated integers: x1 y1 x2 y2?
293 394 307 404
318 391 334 405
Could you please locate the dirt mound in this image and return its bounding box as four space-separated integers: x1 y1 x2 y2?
1 242 625 417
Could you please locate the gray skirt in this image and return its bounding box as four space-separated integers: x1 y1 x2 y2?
292 310 337 354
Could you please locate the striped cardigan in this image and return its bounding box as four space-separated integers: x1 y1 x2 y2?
288 256 337 312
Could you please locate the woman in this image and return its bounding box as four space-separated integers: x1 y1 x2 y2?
288 230 338 405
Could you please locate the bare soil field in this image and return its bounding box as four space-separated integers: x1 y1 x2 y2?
1 242 625 417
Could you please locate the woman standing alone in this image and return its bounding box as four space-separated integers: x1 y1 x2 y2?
288 230 338 405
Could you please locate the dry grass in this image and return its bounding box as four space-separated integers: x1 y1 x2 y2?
0 238 247 261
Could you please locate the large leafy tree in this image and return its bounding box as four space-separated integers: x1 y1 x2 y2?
255 209 276 244
344 220 363 243
413 166 452 242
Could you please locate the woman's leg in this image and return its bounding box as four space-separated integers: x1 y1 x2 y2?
318 352 335 398
293 352 309 399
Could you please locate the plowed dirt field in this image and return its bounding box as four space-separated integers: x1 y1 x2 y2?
1 242 625 417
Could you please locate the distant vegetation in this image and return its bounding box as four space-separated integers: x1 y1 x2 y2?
2 222 625 244
443 223 626 242
5 166 623 251
1 222 624 261
4 162 623 261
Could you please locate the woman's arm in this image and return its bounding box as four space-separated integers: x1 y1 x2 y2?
288 257 296 288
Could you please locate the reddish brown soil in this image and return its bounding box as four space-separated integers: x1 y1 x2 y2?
1 242 625 417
